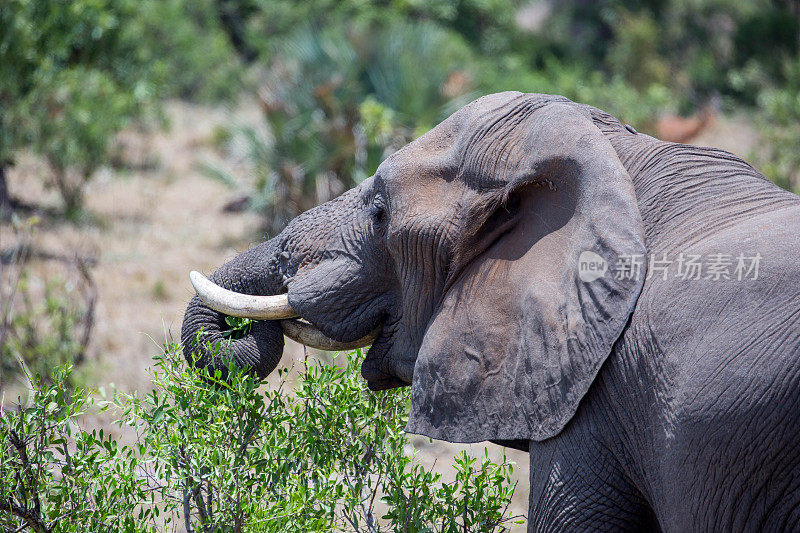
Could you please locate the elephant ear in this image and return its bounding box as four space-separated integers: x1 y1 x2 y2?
406 102 646 442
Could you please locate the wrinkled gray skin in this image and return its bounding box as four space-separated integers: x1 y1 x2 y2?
182 92 800 531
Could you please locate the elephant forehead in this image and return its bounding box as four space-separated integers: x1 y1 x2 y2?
380 92 572 191
380 92 525 169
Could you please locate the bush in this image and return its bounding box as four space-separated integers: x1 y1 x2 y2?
135 0 244 102
1 345 523 531
0 0 242 218
209 0 523 63
0 0 163 217
754 56 800 191
0 216 96 391
0 367 156 532
541 0 799 108
210 22 476 234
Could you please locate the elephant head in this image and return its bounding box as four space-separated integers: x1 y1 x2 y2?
181 92 646 443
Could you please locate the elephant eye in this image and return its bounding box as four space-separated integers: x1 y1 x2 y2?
371 204 386 225
370 193 388 226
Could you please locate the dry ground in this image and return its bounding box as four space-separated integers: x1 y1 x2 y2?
0 101 759 530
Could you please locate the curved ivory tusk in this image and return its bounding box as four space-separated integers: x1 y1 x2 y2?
190 270 299 320
190 270 378 351
281 319 379 351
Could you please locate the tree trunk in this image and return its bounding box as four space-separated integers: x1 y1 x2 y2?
0 163 11 218
214 0 258 64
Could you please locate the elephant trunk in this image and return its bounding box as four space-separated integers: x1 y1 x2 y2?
181 235 378 379
182 185 382 379
180 240 286 379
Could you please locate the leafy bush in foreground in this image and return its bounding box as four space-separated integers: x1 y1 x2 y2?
0 366 156 532
1 345 522 531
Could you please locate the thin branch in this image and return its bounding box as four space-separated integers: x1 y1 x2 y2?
182 486 194 533
191 482 209 530
0 499 49 533
3 426 50 533
72 255 96 366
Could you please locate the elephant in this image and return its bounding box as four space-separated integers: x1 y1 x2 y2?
181 92 800 531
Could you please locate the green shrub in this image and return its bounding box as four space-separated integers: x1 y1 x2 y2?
209 0 523 63
0 217 96 391
135 0 244 102
0 0 241 217
210 22 476 234
754 56 800 192
541 0 799 108
0 0 162 216
2 345 522 531
1 366 158 532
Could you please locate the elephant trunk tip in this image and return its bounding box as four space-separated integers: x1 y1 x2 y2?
180 294 285 380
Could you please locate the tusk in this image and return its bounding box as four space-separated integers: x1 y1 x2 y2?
190 270 378 351
281 319 379 351
190 270 299 320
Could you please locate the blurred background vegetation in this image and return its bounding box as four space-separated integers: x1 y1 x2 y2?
2 0 799 227
1 0 800 528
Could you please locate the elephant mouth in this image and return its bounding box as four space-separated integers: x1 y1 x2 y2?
360 331 406 390
189 270 380 352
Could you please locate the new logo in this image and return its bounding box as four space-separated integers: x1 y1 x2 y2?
578 251 608 282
